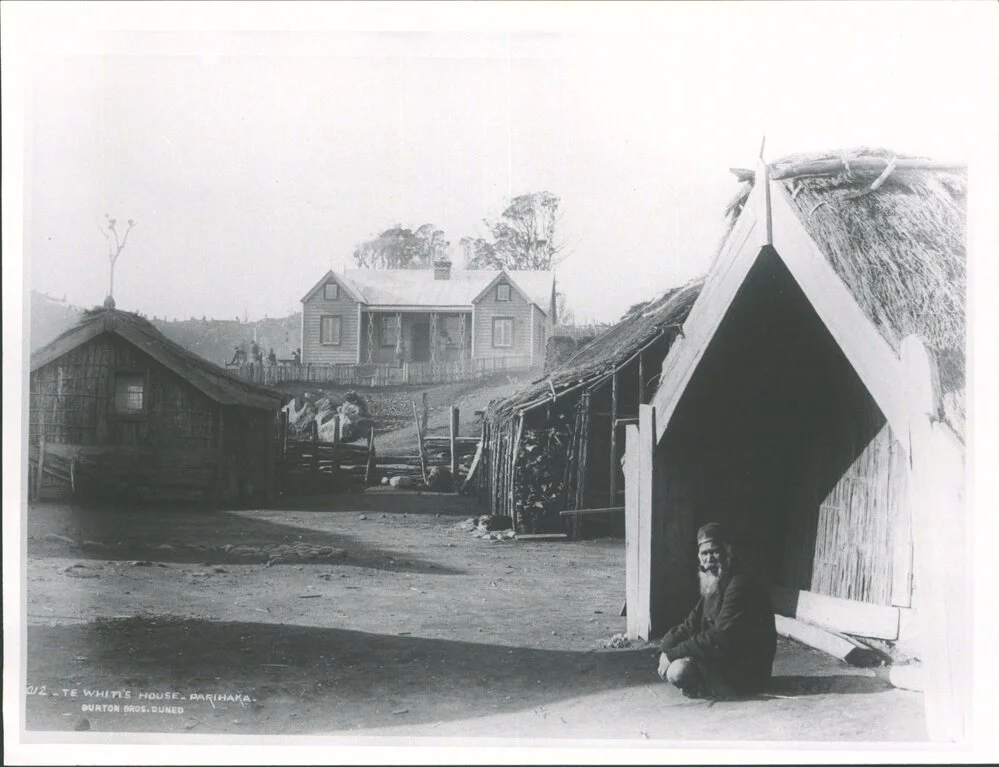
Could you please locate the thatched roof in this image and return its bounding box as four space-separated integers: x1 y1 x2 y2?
727 148 966 366
723 147 966 433
30 307 287 410
487 280 702 419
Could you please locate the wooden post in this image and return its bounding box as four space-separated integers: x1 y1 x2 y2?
264 413 275 507
412 399 428 484
311 419 319 480
279 410 289 456
509 414 524 526
609 369 619 507
364 427 376 486
449 406 460 492
638 350 645 404
626 403 655 639
421 391 429 435
901 336 968 743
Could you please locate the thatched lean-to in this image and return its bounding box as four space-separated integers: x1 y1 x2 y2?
627 147 968 741
29 303 286 506
474 281 701 534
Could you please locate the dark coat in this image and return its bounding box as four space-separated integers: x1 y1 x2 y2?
660 571 777 693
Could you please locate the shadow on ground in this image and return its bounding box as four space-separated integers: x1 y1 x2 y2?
27 503 464 574
766 674 894 696
26 617 651 733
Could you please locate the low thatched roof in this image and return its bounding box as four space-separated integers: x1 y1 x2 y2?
31 306 287 410
487 280 702 420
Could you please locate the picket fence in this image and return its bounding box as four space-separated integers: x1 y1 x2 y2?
228 355 534 388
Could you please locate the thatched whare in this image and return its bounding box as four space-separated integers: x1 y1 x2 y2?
625 147 967 742
472 280 701 535
28 304 287 506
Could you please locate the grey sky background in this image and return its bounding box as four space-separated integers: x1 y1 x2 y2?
21 3 994 325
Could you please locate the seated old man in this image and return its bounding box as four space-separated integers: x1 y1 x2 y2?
657 522 777 699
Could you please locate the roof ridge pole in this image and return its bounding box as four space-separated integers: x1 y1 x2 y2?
757 155 773 246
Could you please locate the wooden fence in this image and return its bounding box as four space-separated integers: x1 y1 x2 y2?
276 405 480 495
228 356 534 388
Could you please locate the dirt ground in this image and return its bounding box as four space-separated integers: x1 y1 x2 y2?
21 491 927 743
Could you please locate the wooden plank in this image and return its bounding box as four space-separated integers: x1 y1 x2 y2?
774 615 883 667
770 183 908 440
902 336 968 742
624 427 641 639
770 586 899 640
634 403 655 640
559 506 625 517
515 533 568 541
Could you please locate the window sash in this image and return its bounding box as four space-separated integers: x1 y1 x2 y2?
114 373 145 413
324 283 339 300
320 315 342 345
492 318 513 347
496 283 511 301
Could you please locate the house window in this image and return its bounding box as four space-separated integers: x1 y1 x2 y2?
320 315 342 345
114 373 145 413
324 283 339 300
492 317 513 348
381 315 400 347
496 283 511 301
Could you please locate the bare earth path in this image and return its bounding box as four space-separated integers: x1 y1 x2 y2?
23 493 926 742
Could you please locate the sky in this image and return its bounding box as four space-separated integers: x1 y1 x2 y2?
12 2 996 326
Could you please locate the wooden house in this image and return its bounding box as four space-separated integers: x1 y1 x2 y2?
299 261 555 371
28 301 287 506
474 281 700 534
623 149 967 741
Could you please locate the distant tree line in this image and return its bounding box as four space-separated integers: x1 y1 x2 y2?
351 190 568 273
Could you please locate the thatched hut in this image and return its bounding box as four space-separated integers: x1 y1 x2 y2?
28 301 287 506
474 281 700 535
623 148 966 741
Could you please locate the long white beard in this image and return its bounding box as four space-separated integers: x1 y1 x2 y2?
699 566 728 597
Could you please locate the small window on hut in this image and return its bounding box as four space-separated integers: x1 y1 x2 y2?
114 373 145 414
324 283 339 301
496 283 511 301
320 315 342 345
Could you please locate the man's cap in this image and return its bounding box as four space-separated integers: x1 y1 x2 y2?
697 522 729 547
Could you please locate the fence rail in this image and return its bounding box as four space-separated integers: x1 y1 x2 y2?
228 356 535 388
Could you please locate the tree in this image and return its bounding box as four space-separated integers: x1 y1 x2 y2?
463 191 567 270
353 223 450 269
98 214 137 300
555 291 574 326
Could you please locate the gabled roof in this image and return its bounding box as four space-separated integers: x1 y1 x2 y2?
300 270 365 304
301 268 555 313
30 308 286 410
651 147 966 445
488 280 702 419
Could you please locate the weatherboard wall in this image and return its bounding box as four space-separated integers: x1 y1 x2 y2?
472 281 537 362
301 278 361 364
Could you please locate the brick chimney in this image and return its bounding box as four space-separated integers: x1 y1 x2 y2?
433 259 452 280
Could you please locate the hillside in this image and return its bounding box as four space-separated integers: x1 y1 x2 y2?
28 291 300 366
